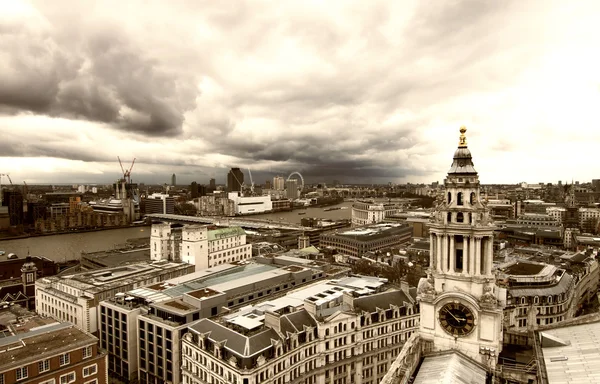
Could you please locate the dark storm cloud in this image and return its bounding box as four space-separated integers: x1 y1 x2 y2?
0 20 197 137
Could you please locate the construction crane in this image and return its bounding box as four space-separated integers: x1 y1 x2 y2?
247 168 255 195
117 156 136 184
0 173 13 205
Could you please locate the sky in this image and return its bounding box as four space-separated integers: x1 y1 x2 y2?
0 1 599 186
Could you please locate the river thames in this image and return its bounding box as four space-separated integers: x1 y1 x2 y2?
0 201 353 262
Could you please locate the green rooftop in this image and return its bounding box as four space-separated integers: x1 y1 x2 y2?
208 226 246 241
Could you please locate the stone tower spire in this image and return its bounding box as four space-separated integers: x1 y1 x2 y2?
418 126 504 371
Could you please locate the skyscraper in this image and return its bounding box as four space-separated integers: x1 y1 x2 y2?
2 190 23 226
227 168 244 193
209 178 216 191
273 176 285 191
286 179 298 200
190 182 199 198
171 173 177 186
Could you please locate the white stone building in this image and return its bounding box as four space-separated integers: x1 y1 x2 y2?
151 223 252 271
351 200 400 226
227 192 273 215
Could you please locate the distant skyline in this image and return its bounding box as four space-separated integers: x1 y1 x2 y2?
1 1 599 185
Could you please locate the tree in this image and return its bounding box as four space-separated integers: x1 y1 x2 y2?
175 203 197 216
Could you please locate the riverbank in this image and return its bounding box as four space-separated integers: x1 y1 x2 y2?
0 224 150 242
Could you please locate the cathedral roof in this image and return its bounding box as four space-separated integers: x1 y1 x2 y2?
447 127 478 176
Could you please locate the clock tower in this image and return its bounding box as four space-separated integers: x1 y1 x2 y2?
418 127 504 369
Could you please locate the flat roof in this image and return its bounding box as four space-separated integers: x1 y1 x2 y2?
0 323 96 370
503 262 545 276
223 276 387 330
412 351 487 384
38 261 192 295
540 320 600 383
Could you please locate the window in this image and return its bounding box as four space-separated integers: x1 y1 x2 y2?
59 353 70 366
60 372 76 384
83 364 98 377
0 374 3 384
457 192 463 205
456 212 464 223
39 359 50 373
83 346 93 359
39 380 55 384
16 367 28 381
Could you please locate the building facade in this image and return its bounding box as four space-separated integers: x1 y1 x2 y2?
227 168 244 193
319 223 412 258
151 224 252 271
35 261 194 334
0 322 107 384
351 201 399 226
181 277 419 384
144 193 175 215
227 192 273 215
418 127 505 370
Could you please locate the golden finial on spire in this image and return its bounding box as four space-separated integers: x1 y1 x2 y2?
459 126 467 147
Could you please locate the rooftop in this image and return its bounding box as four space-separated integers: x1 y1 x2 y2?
332 223 409 241
0 323 97 370
540 319 600 383
503 261 546 276
208 226 246 241
37 261 192 295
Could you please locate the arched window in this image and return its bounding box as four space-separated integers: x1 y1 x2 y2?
447 212 452 223
534 296 539 304
457 192 463 206
470 192 476 204
521 297 526 305
457 212 464 223
548 296 553 304
469 213 472 224
447 192 452 204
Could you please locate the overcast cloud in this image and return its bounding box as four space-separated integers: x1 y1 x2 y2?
1 0 599 185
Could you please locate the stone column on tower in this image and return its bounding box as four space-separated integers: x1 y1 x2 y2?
442 234 448 273
486 236 494 275
430 233 435 269
462 235 469 273
475 236 482 276
469 236 476 275
436 234 443 273
449 235 455 273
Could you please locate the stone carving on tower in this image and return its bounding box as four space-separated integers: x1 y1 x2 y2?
418 127 505 370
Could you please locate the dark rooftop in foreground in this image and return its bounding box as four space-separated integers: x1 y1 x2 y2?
503 262 545 276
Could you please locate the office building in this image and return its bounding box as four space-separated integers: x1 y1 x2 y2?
272 176 285 191
144 193 175 215
100 260 327 383
172 174 177 186
319 223 412 258
150 223 252 270
191 182 199 198
2 190 23 226
181 276 419 384
35 261 194 334
228 192 273 215
227 168 244 193
351 200 400 226
0 309 107 384
286 178 299 200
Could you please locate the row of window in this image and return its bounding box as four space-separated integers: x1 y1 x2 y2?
12 363 96 383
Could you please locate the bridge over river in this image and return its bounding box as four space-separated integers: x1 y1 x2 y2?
145 214 307 231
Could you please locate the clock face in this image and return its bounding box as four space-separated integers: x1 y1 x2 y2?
438 302 475 337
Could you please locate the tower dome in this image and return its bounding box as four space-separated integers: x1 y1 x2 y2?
447 126 477 176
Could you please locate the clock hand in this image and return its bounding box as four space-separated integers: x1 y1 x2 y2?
444 308 466 323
